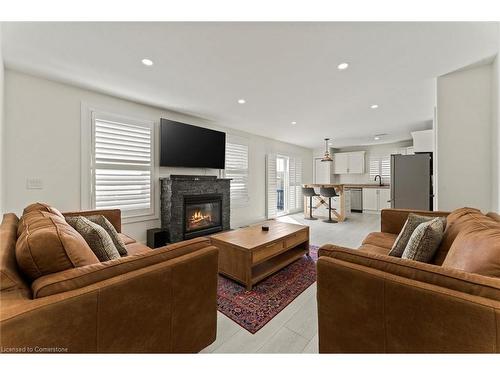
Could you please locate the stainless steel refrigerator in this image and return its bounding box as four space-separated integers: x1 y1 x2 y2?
390 153 433 210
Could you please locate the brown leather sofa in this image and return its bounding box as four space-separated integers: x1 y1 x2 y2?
317 207 500 353
0 207 219 353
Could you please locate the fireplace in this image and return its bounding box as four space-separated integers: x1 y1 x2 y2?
161 175 230 243
183 194 223 239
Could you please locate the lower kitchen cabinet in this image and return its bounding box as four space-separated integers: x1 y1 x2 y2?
362 188 391 211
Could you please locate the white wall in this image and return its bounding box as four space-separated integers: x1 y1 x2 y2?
0 25 4 215
436 63 493 212
3 70 312 242
313 141 413 185
492 54 499 212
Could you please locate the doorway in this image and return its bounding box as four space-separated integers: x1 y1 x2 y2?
276 155 289 216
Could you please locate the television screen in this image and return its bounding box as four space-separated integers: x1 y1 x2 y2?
160 119 226 169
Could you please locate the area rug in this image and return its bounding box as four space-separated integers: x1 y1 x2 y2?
217 245 319 334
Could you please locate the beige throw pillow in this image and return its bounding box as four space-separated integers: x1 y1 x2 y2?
85 215 128 256
401 217 446 263
65 216 121 262
389 213 440 257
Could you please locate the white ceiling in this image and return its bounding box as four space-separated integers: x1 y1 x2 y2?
2 22 498 149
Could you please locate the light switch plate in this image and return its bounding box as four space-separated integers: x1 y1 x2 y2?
26 177 43 190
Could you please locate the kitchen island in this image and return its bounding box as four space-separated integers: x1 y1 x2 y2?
302 184 348 222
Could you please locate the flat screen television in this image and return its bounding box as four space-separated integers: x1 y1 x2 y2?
160 119 226 169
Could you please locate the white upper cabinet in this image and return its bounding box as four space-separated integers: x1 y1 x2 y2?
333 153 349 174
411 130 434 153
333 151 365 174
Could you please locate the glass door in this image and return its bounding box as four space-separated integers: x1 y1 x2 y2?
276 155 289 216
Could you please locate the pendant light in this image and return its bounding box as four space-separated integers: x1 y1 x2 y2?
321 138 333 162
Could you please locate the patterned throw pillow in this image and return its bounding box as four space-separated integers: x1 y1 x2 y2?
85 215 128 256
65 216 121 262
389 214 441 257
401 217 446 263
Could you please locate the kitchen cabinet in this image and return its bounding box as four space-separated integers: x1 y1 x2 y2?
363 188 391 211
362 188 378 211
411 130 433 152
333 153 348 174
379 188 392 209
333 151 365 174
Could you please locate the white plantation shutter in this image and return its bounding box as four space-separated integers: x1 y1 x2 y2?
381 156 391 179
369 155 391 181
225 138 249 205
91 112 155 218
266 154 277 219
289 157 303 211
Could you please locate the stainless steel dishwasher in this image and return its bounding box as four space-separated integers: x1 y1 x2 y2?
350 188 363 212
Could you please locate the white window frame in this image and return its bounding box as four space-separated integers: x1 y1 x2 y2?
225 134 250 208
81 103 158 223
369 155 391 181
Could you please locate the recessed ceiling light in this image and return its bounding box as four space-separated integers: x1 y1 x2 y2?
337 62 349 70
370 104 379 109
374 136 380 140
237 99 246 104
141 58 154 66
291 121 297 125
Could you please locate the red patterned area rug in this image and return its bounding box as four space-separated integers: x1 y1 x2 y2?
217 245 319 334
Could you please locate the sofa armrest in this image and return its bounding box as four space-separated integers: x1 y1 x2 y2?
317 256 500 353
318 244 358 258
1 246 218 353
32 237 213 298
63 209 122 233
320 246 500 302
380 208 450 235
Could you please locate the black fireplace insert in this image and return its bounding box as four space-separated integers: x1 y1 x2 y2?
183 194 223 239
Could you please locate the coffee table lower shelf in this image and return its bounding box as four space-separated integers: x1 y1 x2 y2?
251 246 308 286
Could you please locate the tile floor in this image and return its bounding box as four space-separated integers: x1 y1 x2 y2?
200 211 381 353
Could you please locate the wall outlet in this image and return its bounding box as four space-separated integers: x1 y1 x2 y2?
26 177 43 190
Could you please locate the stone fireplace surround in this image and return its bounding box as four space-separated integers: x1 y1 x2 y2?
160 175 231 243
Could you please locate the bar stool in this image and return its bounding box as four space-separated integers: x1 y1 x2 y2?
302 187 319 220
320 187 338 223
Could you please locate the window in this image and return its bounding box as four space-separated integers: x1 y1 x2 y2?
369 155 391 180
289 156 302 211
90 111 155 219
225 137 249 206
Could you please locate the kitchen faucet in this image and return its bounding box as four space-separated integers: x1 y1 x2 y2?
374 175 383 186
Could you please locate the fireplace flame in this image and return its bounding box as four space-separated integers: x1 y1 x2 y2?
189 209 212 226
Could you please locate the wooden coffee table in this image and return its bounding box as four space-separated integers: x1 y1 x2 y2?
210 220 310 290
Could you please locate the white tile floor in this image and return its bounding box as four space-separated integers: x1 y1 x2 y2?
200 211 381 353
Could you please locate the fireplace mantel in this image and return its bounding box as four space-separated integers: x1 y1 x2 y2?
160 176 231 242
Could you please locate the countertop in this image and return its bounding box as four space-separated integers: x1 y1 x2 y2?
344 184 390 189
303 183 390 189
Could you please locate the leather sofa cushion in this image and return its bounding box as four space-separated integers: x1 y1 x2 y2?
362 232 397 249
442 220 500 278
433 207 484 265
32 237 212 298
16 211 99 281
126 242 152 256
18 202 65 237
1 214 30 292
358 244 391 256
487 212 500 222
